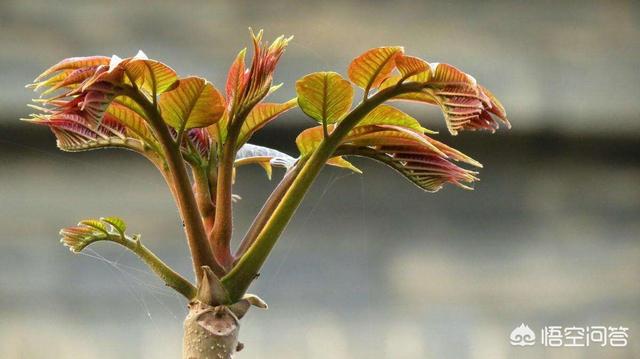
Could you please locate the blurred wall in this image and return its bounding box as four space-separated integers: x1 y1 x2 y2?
1 0 639 135
1 1 639 359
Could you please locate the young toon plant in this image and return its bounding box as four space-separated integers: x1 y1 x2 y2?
25 30 509 358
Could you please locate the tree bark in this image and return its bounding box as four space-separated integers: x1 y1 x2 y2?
182 301 243 359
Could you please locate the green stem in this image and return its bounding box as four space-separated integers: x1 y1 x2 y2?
234 160 305 261
126 236 197 299
122 86 223 281
106 233 197 299
222 82 426 300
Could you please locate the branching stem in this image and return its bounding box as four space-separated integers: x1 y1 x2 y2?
122 86 223 281
211 121 242 270
223 82 427 300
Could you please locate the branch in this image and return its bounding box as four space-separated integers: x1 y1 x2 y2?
210 101 260 269
61 220 197 299
192 165 216 234
234 161 304 261
122 86 224 281
122 235 196 299
210 121 242 270
222 82 427 300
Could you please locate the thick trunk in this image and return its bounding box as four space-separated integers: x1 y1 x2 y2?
182 302 243 359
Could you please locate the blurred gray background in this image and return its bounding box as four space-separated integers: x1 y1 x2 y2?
0 1 638 358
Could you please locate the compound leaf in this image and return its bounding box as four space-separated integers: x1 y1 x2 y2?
60 217 129 253
379 63 510 134
297 121 481 191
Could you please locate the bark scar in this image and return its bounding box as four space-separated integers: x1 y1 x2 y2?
195 305 239 337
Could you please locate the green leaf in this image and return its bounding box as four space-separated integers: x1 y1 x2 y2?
106 100 159 149
237 99 297 148
295 72 353 124
101 216 127 237
112 95 147 120
345 125 444 156
327 156 362 174
295 126 361 173
159 76 225 130
356 104 432 133
295 125 326 158
60 217 129 253
78 219 109 235
207 110 229 146
123 52 179 95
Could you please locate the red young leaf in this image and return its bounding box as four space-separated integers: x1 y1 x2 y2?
348 46 403 94
378 61 509 135
296 119 481 192
396 54 430 80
